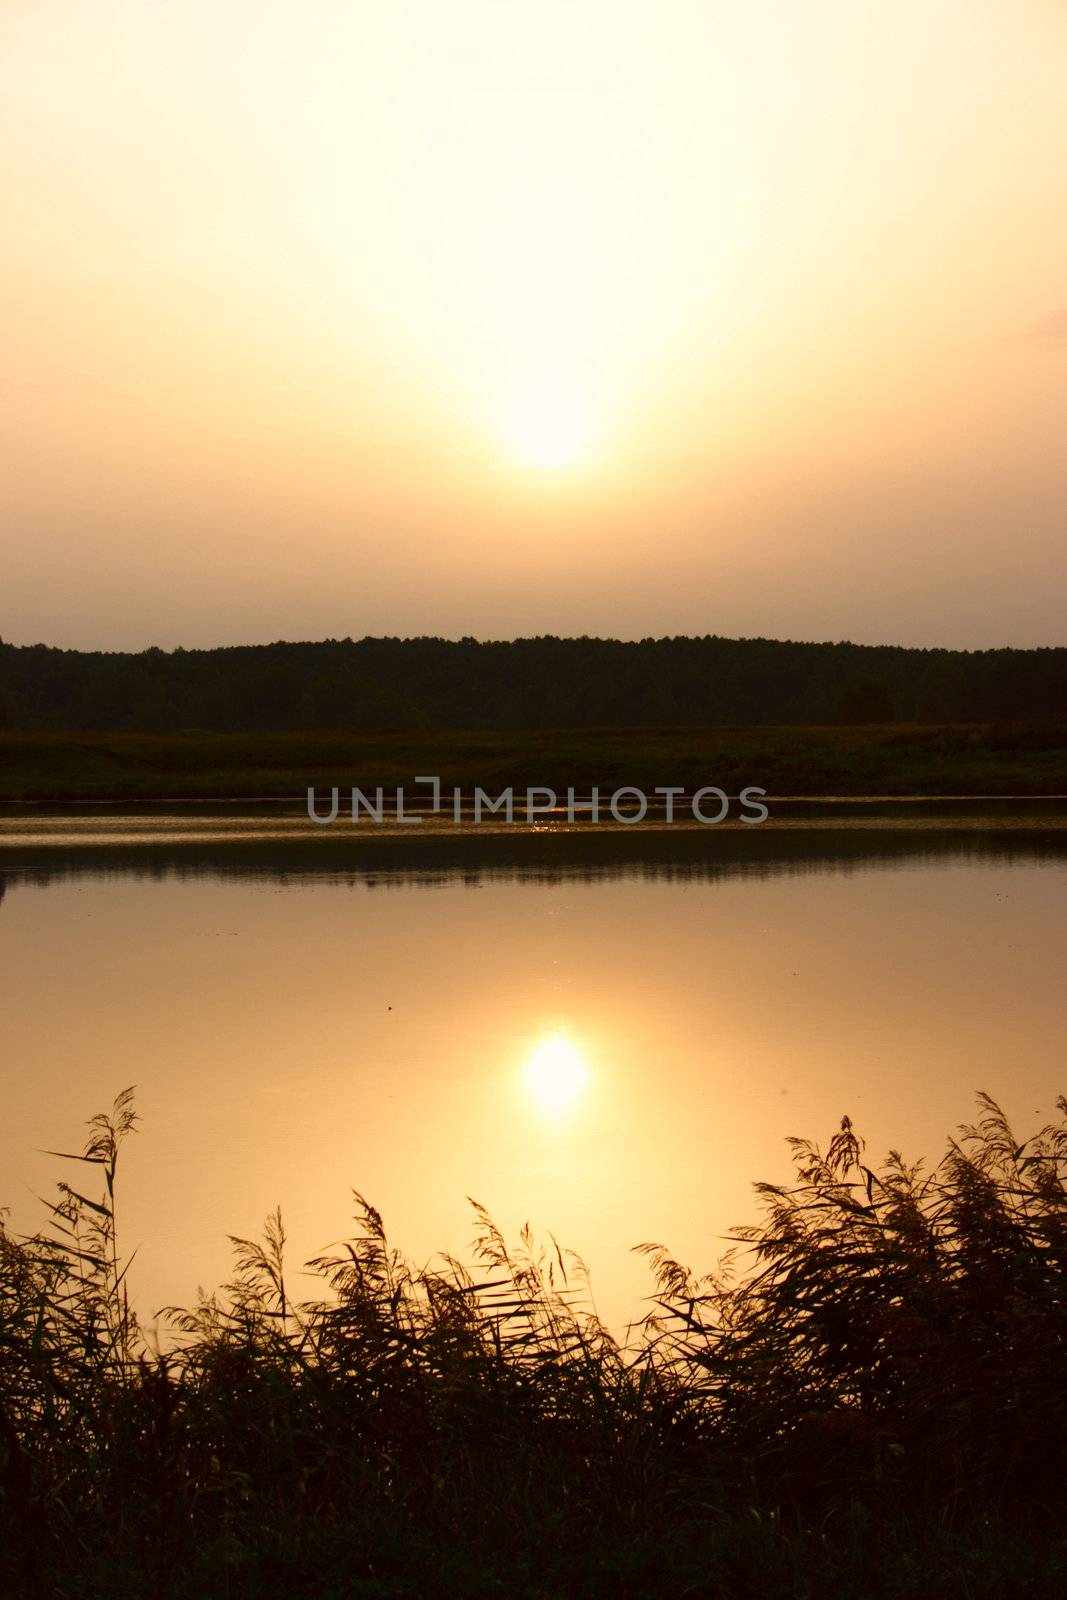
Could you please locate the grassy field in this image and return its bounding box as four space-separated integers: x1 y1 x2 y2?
3 720 1067 803
3 1089 1066 1598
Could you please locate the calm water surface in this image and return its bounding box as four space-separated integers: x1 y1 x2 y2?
3 809 1066 1335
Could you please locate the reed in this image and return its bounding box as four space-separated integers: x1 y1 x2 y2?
2 1088 1065 1597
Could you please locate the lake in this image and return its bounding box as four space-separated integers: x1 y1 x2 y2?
2 805 1066 1337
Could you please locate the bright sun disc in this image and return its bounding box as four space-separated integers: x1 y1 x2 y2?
501 372 597 471
521 1031 591 1117
507 410 591 471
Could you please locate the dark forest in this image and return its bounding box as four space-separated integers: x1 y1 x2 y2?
3 634 1065 732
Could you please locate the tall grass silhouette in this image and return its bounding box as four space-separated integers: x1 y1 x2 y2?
2 1088 1065 1598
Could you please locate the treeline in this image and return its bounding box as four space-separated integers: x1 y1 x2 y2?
2 633 1066 731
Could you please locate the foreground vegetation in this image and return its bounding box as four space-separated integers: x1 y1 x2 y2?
4 719 1067 803
2 1091 1066 1598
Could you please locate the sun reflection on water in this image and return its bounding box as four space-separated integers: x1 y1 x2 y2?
520 1030 592 1120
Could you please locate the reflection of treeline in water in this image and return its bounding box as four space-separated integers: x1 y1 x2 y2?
4 633 1067 732
3 1093 1066 1597
4 820 1067 897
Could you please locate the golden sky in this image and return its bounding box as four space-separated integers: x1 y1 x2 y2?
3 1 1066 649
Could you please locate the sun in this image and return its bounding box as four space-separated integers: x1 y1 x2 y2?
521 1030 591 1118
505 403 593 472
499 368 598 472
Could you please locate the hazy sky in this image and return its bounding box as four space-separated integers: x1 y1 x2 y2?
3 0 1066 651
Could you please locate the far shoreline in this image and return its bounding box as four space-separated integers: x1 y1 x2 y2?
3 722 1067 806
